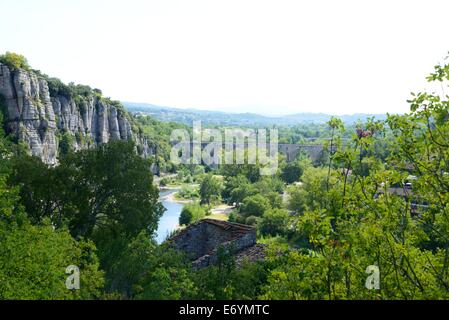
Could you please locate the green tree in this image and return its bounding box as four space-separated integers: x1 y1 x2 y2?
240 194 271 217
9 141 164 239
0 219 105 300
58 141 163 239
59 132 74 156
260 56 449 300
0 165 104 303
193 247 268 300
265 191 283 209
287 185 308 214
245 215 260 226
8 155 61 225
179 204 206 226
0 112 18 222
8 141 164 292
107 232 197 299
259 208 290 236
219 162 261 183
0 52 30 70
254 176 284 194
199 174 223 205
225 175 256 206
280 160 303 184
325 117 344 191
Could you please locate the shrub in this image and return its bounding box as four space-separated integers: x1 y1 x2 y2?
178 185 199 200
0 52 30 70
254 177 284 194
59 132 74 156
240 194 271 217
266 192 283 209
259 208 290 236
235 215 247 224
280 161 303 184
159 178 170 187
287 185 308 214
0 94 7 121
193 165 205 176
245 216 259 226
46 77 73 98
179 204 206 226
228 211 238 222
228 210 246 224
199 174 223 205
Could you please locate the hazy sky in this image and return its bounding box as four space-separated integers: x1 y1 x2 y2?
1 0 449 115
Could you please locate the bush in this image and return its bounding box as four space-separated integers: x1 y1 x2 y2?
199 174 223 205
179 206 193 226
266 192 283 209
46 77 72 98
183 174 193 183
159 178 171 187
254 177 284 194
229 184 256 206
193 165 205 176
59 132 74 156
179 204 206 226
280 161 303 184
287 185 308 214
0 94 7 121
178 185 199 200
228 210 246 224
177 170 188 181
228 211 238 222
0 220 105 299
240 194 271 217
245 215 260 226
236 215 247 224
259 208 290 236
0 52 30 70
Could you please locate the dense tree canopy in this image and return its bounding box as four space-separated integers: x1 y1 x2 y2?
199 174 223 205
0 52 30 70
0 220 104 300
2 53 449 300
179 204 206 226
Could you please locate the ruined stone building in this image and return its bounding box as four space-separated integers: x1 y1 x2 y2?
168 219 266 269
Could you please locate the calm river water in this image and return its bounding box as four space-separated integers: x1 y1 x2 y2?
155 189 185 244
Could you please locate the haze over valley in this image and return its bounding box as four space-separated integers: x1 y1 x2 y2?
124 102 388 126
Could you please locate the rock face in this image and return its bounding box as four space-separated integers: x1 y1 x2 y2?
0 63 154 164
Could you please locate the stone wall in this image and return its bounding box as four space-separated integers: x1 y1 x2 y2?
169 219 257 269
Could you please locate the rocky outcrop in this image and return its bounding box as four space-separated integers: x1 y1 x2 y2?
0 63 155 164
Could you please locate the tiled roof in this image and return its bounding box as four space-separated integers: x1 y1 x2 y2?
167 218 263 269
168 218 255 243
234 244 267 268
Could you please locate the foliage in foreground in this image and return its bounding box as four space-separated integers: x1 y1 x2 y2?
1 54 449 300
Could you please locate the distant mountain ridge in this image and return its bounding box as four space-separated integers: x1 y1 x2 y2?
124 102 388 127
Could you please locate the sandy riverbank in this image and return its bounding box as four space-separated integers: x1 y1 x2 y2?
159 187 234 221
160 190 194 204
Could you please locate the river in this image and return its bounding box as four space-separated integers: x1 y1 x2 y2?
155 189 185 244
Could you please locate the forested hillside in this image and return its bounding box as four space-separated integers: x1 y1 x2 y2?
125 102 387 127
1 51 449 300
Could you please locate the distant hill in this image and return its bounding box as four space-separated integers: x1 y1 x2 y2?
124 102 387 127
